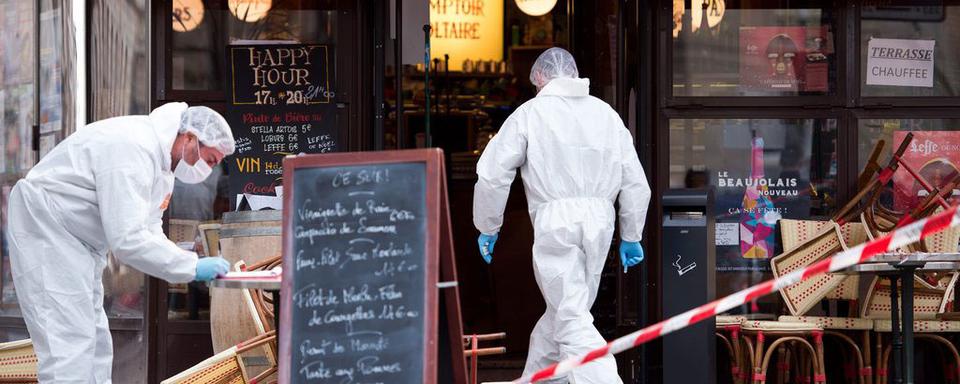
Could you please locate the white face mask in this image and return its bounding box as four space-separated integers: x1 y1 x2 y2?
174 139 212 184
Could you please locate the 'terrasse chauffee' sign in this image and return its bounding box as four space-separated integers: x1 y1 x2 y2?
866 38 936 88
429 0 504 67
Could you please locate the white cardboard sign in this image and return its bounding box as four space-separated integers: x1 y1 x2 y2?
715 222 739 246
866 38 935 88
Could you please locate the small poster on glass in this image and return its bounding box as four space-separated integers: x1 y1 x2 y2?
739 26 832 93
893 130 960 212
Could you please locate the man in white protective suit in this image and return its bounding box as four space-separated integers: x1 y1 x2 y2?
473 47 651 383
6 102 234 382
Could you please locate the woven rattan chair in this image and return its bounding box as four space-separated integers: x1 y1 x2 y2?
197 222 222 257
0 339 36 383
717 316 748 384
161 331 277 384
863 273 960 383
168 219 200 296
740 320 826 384
463 333 507 384
763 137 931 384
777 219 874 384
235 259 280 382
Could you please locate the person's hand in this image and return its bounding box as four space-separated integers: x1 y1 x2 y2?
477 233 499 264
619 241 644 272
195 257 230 281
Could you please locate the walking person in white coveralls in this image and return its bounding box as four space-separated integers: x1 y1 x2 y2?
473 47 652 383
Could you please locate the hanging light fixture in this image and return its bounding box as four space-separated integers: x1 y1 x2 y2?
229 0 273 23
172 0 205 32
672 0 725 37
691 0 725 32
516 0 557 16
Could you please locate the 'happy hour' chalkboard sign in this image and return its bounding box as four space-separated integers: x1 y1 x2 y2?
226 44 338 200
280 150 458 383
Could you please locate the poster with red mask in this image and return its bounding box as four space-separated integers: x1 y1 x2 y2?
739 26 832 93
893 131 960 212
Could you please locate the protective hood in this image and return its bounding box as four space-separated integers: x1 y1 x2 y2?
538 77 590 98
149 102 188 172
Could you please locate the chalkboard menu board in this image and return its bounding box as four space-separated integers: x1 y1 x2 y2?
280 150 464 384
225 44 338 198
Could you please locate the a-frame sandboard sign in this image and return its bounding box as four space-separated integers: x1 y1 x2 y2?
279 149 467 383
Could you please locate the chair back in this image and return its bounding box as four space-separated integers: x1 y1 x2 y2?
779 219 868 301
861 273 960 320
771 223 845 315
162 332 277 384
0 339 36 383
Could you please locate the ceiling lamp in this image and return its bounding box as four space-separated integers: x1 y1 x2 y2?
172 0 204 32
229 0 273 23
672 0 726 37
516 0 557 17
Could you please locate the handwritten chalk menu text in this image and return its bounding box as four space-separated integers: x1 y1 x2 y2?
226 44 338 198
288 162 427 383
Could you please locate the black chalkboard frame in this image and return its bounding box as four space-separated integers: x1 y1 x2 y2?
278 149 466 384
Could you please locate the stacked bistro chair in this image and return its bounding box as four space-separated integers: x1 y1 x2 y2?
168 219 201 299
769 185 956 384
856 170 960 382
0 339 37 383
766 132 960 384
774 219 873 384
733 140 903 384
716 315 749 383
237 257 282 383
463 333 507 384
163 257 281 384
862 272 960 383
720 138 910 384
160 331 277 384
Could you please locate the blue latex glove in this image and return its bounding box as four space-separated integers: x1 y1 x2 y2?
477 233 499 264
619 241 644 273
195 257 231 281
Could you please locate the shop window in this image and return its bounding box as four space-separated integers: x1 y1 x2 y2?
860 1 960 97
669 118 838 304
857 118 960 211
0 0 36 317
171 0 337 91
672 0 838 97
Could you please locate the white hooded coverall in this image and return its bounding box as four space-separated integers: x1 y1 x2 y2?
6 102 199 382
473 78 651 383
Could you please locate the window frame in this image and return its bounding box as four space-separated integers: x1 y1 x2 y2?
659 108 851 220
658 0 850 108
854 4 960 108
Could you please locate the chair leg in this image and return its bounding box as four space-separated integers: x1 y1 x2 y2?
731 327 743 384
782 346 793 384
742 335 756 384
917 334 960 384
862 330 873 384
877 332 887 384
798 351 811 384
882 343 893 383
753 332 766 384
825 331 866 384
717 333 736 384
793 341 806 384
775 345 786 384
813 331 826 384
760 337 818 384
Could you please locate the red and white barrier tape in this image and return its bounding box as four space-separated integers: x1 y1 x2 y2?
513 205 960 383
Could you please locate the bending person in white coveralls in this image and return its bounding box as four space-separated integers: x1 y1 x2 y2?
473 48 651 383
6 103 234 382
